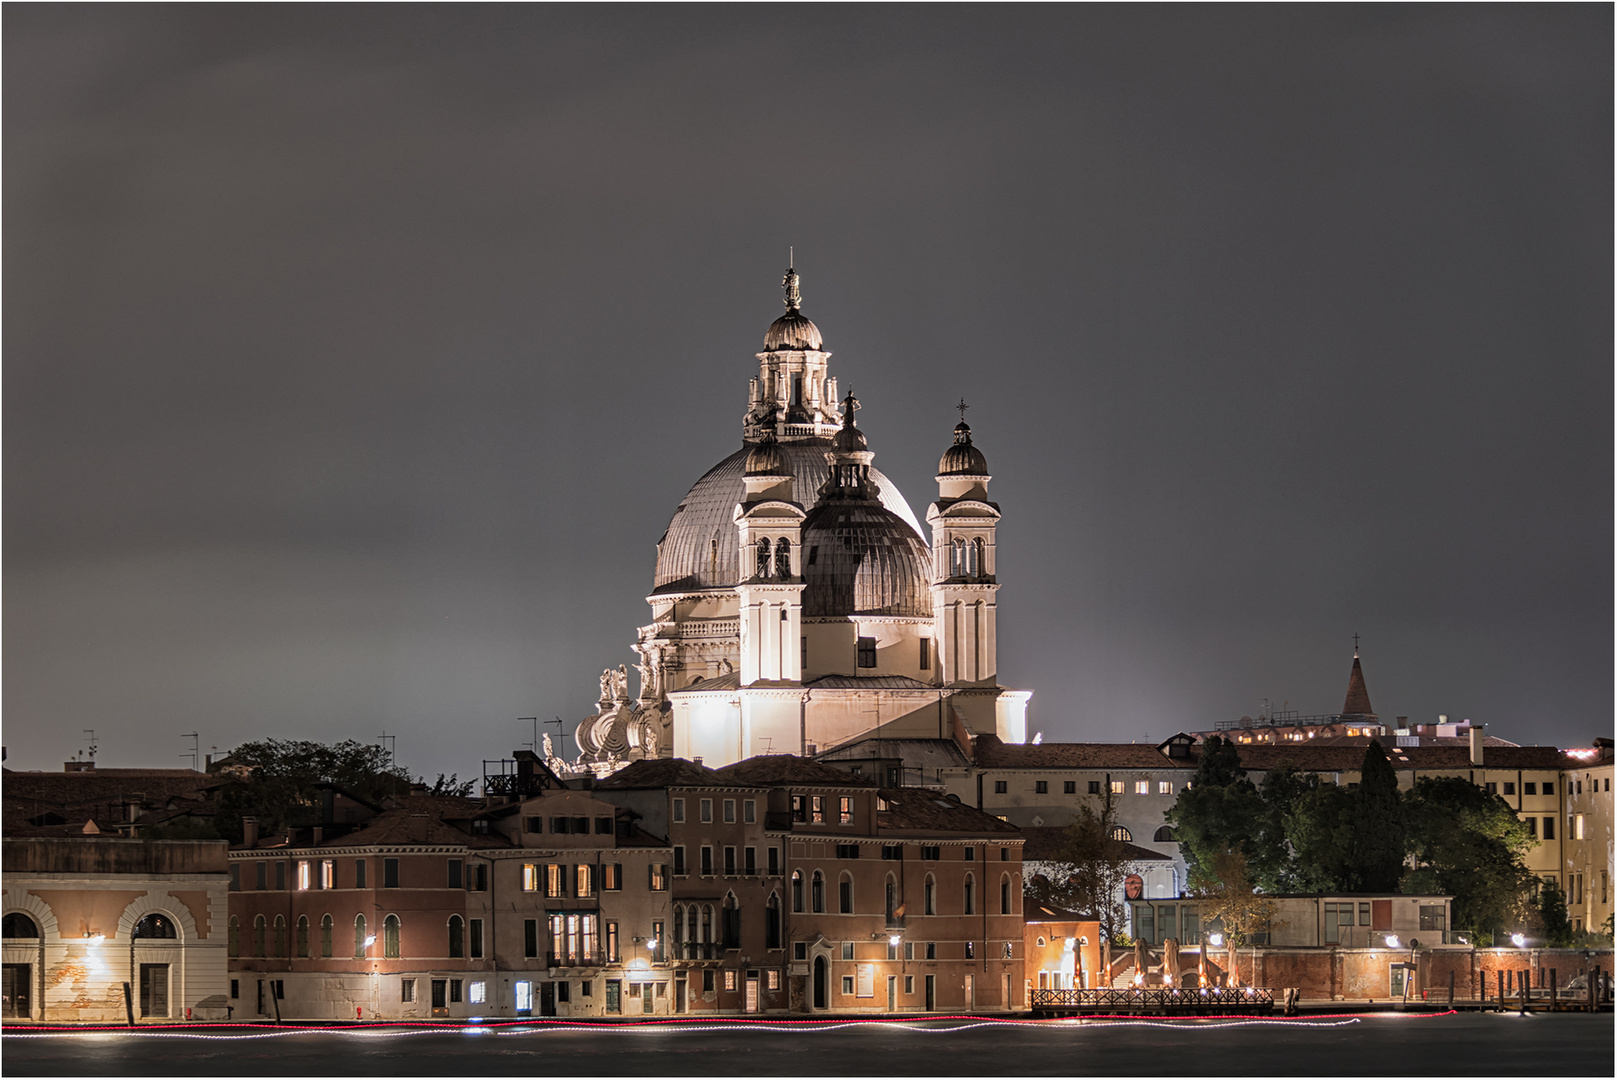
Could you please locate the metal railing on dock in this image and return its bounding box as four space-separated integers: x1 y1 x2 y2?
1031 987 1275 1016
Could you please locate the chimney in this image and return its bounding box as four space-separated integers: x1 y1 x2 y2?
242 816 259 849
311 826 323 845
410 782 429 797
407 813 430 842
1469 727 1485 767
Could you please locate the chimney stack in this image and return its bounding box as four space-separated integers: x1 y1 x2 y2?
242 816 259 849
1468 726 1485 767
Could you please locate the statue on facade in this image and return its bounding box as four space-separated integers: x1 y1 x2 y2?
614 664 630 700
599 668 613 703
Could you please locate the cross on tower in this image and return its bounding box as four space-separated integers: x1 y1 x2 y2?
956 398 970 423
1353 632 1361 655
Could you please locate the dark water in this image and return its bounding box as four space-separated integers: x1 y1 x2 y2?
3 1012 1612 1076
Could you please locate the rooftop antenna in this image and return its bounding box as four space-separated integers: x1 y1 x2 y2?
180 731 199 771
519 717 538 754
542 716 569 759
83 729 98 762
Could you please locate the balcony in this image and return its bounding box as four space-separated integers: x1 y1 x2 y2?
547 949 607 968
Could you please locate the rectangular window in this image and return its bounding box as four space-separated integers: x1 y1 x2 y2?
597 816 614 835
1359 902 1371 926
836 843 860 859
965 941 974 959
857 637 877 668
700 799 713 823
575 864 594 898
470 919 484 959
526 816 543 833
745 847 757 875
919 638 930 670
1484 782 1497 795
767 969 780 991
469 981 486 1005
1524 782 1537 795
672 798 686 823
355 859 367 888
1543 782 1555 796
548 864 567 898
744 800 757 824
273 861 285 890
556 981 570 1004
905 975 914 994
320 860 335 889
1158 781 1173 795
792 795 807 823
724 800 736 823
1088 781 1102 795
604 863 623 891
1527 817 1538 838
1503 782 1516 796
297 861 311 890
925 942 936 960
450 979 463 1004
524 920 539 958
701 847 714 875
1134 781 1150 795
1575 814 1586 840
812 796 825 825
724 847 736 875
994 780 1008 794
921 845 941 861
230 864 240 891
1543 817 1555 840
448 860 463 889
649 863 668 890
523 864 539 892
1110 781 1125 795
255 861 266 889
551 816 570 834
839 797 853 825
401 979 415 1004
1419 905 1446 932
904 942 914 960
768 846 780 875
882 844 903 860
964 847 975 861
674 846 687 875
606 921 619 963
1063 781 1076 794
1035 781 1048 794
383 858 399 888
470 863 487 891
842 975 855 995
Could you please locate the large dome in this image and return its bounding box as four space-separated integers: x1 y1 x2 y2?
764 310 823 351
654 440 924 593
801 500 933 618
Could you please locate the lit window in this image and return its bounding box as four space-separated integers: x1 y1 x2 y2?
767 970 780 991
1134 780 1149 795
812 796 825 825
1158 781 1172 795
297 861 311 890
522 864 539 892
1575 814 1586 841
839 797 853 825
320 860 334 889
1110 781 1125 795
725 970 738 991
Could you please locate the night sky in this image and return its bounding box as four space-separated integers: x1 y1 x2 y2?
6 7 1611 778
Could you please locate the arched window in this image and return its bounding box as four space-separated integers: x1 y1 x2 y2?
3 913 39 939
253 915 266 957
774 538 791 578
924 875 936 916
273 915 287 957
963 874 976 916
756 538 771 578
1036 936 1047 948
722 894 741 949
765 893 781 950
383 914 401 958
320 915 333 958
1000 875 1012 915
839 873 854 915
709 537 719 574
1109 825 1132 843
700 905 713 954
811 871 825 914
227 915 240 957
687 905 699 957
296 915 309 958
134 913 176 939
672 904 685 958
1153 826 1176 843
791 871 804 913
972 538 986 576
448 915 464 959
950 538 965 576
354 914 368 959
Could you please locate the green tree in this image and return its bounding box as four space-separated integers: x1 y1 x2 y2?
1351 741 1406 892
1194 850 1280 986
1164 736 1265 889
211 738 416 843
1536 879 1573 947
1251 765 1322 893
1403 776 1536 942
1283 782 1358 892
1025 795 1133 941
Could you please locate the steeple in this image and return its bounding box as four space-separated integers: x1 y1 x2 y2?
927 409 1002 688
1341 642 1376 718
748 263 837 442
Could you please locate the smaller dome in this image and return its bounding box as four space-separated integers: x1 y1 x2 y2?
939 421 988 475
832 423 868 453
764 310 823 351
744 434 790 476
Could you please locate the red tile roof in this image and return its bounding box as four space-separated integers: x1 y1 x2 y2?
875 790 1020 835
716 755 878 788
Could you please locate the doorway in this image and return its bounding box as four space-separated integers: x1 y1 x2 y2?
431 979 448 1017
812 956 828 1009
539 981 556 1016
886 975 896 1013
924 974 936 1011
964 973 974 1011
3 965 30 1018
674 978 685 1013
139 964 170 1018
745 976 759 1013
605 979 621 1014
515 980 532 1015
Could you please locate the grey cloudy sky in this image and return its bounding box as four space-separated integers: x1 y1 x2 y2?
5 6 1610 778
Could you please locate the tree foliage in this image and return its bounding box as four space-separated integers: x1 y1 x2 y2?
1351 742 1406 892
1164 736 1264 890
1026 795 1133 941
1535 879 1573 947
1402 775 1536 941
211 738 417 843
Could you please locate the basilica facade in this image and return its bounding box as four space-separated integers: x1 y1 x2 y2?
569 267 1030 774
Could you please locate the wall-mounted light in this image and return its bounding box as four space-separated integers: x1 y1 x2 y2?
1384 935 1400 949
1207 933 1224 947
1511 933 1526 948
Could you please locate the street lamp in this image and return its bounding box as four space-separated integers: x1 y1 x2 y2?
1511 933 1526 949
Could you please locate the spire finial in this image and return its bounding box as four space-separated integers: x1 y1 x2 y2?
782 260 801 312
1353 632 1360 658
957 398 970 423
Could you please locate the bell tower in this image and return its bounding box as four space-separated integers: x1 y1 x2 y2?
733 433 807 683
927 404 1001 685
